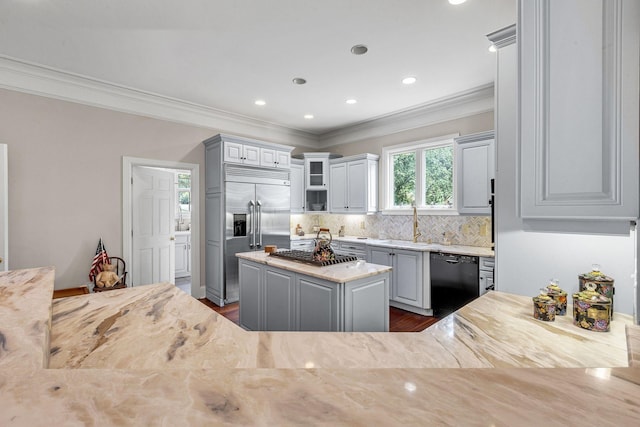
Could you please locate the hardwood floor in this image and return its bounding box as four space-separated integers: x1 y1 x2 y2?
198 299 439 332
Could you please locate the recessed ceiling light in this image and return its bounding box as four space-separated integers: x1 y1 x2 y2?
488 44 497 53
448 0 467 5
292 77 307 85
346 99 357 104
304 114 314 119
254 99 266 106
350 44 368 55
402 76 417 85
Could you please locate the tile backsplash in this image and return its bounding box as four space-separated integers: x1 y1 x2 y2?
291 213 491 247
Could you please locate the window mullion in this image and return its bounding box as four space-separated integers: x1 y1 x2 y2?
416 148 424 207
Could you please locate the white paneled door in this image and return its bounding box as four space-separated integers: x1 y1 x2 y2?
0 144 7 271
132 166 175 286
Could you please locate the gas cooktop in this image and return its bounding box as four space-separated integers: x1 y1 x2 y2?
269 250 358 267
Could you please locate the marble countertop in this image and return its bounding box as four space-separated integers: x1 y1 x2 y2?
2 267 639 426
49 283 632 370
236 251 392 283
0 266 55 370
291 234 494 257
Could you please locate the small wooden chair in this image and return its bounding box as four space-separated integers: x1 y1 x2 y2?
93 256 128 292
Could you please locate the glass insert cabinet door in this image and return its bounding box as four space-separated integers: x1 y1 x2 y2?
305 157 328 189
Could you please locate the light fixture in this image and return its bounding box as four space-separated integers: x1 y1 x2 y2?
304 114 314 119
292 77 307 85
254 99 266 106
402 76 417 85
488 44 497 53
346 99 357 104
350 44 368 55
448 0 467 5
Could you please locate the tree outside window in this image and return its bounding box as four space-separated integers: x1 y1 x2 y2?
177 173 191 213
385 136 456 212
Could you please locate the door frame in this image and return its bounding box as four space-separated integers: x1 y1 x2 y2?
123 157 200 297
0 144 7 271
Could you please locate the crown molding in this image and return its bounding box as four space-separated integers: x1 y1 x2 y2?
0 55 495 149
0 55 319 147
486 24 517 48
317 83 495 148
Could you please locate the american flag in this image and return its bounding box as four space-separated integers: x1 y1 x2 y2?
89 238 110 282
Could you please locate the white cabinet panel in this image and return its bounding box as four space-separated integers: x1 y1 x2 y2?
329 154 378 214
260 148 290 168
519 0 639 219
455 131 495 215
175 234 189 278
392 249 423 306
329 163 347 212
366 246 426 312
290 161 305 213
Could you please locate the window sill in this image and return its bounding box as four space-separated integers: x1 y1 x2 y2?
381 208 459 216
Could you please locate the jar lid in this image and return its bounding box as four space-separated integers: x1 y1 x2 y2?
533 294 555 304
572 290 611 303
580 264 613 282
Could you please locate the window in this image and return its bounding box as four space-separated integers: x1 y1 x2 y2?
383 135 457 213
176 172 191 214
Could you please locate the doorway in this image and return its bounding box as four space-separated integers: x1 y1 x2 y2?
122 157 200 298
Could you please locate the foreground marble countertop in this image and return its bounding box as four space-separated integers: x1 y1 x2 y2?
49 283 631 369
0 266 54 370
2 267 640 426
236 251 392 283
291 234 494 257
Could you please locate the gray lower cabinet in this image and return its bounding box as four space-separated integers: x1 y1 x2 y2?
264 267 296 331
367 246 429 315
239 258 388 332
297 275 339 331
238 260 262 330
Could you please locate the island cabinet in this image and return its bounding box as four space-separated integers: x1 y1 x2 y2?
329 153 378 214
367 246 431 316
519 0 639 220
238 256 390 332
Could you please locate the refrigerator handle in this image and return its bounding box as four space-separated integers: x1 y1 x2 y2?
248 200 255 248
256 200 262 248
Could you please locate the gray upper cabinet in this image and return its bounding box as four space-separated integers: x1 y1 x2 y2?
215 133 293 170
455 131 495 215
329 153 379 214
519 0 639 220
290 159 305 213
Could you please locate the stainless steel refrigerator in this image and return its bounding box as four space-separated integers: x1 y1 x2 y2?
224 178 290 303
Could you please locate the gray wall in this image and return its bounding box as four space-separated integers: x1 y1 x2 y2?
0 88 214 289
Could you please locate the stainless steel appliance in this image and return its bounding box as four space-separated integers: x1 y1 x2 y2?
269 250 358 266
224 166 291 303
430 252 479 316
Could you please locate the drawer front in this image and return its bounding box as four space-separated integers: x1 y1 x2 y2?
479 256 495 271
290 240 314 250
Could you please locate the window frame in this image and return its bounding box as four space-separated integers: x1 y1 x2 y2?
176 171 192 217
381 133 459 215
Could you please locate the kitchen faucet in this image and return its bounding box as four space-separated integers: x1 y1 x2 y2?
412 205 421 243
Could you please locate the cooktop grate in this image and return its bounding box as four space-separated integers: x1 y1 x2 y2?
269 250 358 267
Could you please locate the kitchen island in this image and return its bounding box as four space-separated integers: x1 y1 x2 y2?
236 251 391 332
2 267 640 425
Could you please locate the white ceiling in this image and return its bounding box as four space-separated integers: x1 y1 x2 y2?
0 0 515 136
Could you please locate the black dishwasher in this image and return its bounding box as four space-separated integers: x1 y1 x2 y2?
430 252 479 316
